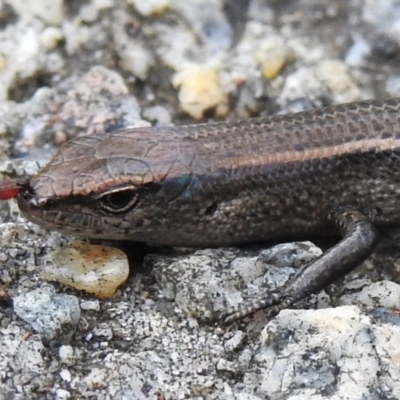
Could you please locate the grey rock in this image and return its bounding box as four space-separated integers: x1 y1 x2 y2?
256 306 400 398
363 0 400 39
171 0 233 51
340 280 400 309
1 0 400 398
13 287 80 341
151 242 322 321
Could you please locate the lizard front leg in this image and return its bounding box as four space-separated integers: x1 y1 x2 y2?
221 209 378 324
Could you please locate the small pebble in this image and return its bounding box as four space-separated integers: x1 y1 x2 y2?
224 331 246 352
118 42 154 80
142 105 172 125
42 241 129 299
216 358 235 373
8 0 65 25
13 287 81 341
59 345 75 365
386 75 400 97
345 36 371 67
80 300 101 311
55 389 72 400
315 59 361 103
172 0 233 50
256 44 294 79
173 67 229 119
40 27 64 50
129 0 170 16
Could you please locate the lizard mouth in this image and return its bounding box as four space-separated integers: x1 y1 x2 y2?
16 186 43 221
16 181 57 228
16 193 49 230
17 181 47 210
16 183 78 234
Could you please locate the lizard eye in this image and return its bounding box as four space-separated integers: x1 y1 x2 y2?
97 187 139 214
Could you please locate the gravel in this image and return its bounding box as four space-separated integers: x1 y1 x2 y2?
1 1 400 399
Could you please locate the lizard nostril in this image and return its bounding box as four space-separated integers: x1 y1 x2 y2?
205 202 218 216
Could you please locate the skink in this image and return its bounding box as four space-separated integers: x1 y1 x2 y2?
15 98 400 323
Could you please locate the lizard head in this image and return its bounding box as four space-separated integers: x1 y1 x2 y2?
17 126 212 245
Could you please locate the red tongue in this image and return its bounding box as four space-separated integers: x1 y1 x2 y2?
0 180 20 200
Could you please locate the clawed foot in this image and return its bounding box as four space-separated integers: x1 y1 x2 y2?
219 291 294 325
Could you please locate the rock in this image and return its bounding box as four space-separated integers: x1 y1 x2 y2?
386 75 400 97
340 280 400 309
171 0 233 51
13 287 80 341
363 0 400 40
7 0 65 25
256 40 295 79
257 306 400 398
129 0 170 16
39 27 64 50
42 241 129 299
1 1 400 398
150 242 322 321
173 66 229 119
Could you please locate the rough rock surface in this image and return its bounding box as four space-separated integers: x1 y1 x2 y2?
2 1 400 399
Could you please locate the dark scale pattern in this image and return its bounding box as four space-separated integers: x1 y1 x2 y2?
16 98 400 322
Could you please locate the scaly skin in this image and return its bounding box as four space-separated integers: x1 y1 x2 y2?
16 98 400 322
